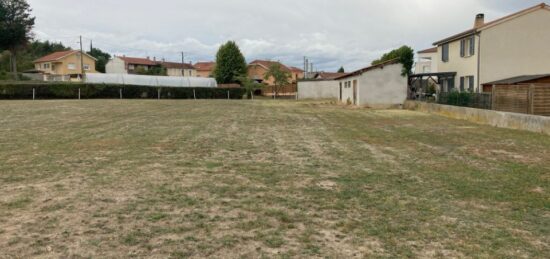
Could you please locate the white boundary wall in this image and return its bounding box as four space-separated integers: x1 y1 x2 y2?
298 80 339 99
86 73 217 88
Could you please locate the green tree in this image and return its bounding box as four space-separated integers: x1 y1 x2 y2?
135 65 166 76
213 41 247 84
88 47 111 73
337 66 345 73
371 45 414 76
264 63 291 98
235 75 262 99
0 0 35 79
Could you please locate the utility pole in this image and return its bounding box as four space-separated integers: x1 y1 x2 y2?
90 40 93 53
79 36 85 80
181 52 185 76
303 56 307 79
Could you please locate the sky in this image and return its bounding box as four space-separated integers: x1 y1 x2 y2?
27 0 544 72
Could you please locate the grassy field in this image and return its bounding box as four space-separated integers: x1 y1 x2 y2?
0 100 548 258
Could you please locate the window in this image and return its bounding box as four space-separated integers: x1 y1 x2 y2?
68 63 76 70
459 76 475 92
83 64 90 71
442 44 449 62
128 64 135 70
43 63 50 69
460 36 475 57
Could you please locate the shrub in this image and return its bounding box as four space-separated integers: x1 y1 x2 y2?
0 83 245 100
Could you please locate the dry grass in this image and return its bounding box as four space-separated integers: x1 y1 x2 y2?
0 99 548 258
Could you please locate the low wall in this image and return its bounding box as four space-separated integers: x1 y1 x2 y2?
298 80 339 100
404 100 550 135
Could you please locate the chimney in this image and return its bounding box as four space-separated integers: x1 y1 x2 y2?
474 13 485 28
146 56 150 60
153 57 156 61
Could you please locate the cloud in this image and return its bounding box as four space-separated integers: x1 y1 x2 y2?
27 0 543 71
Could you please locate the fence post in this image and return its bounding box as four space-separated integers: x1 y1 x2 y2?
193 89 196 100
158 88 161 100
32 88 35 100
529 84 535 115
227 90 230 100
78 88 81 100
119 88 122 99
491 85 496 110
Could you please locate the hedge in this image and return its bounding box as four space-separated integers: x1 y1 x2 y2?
0 83 246 100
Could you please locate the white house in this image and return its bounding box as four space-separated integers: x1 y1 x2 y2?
415 47 438 74
433 3 550 92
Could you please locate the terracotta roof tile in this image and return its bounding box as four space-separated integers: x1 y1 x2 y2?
418 47 438 54
34 50 79 63
194 62 216 71
118 56 157 66
159 61 195 69
249 60 292 72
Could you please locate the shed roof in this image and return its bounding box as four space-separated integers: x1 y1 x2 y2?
483 74 550 85
335 59 401 80
315 72 349 80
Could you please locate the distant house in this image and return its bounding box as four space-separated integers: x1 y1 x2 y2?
160 61 197 77
289 66 305 82
415 47 438 74
194 62 216 77
33 50 97 81
106 56 158 74
248 60 301 85
432 3 550 93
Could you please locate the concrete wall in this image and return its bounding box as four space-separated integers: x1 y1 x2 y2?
358 63 407 107
338 63 407 107
480 8 550 85
166 68 197 77
106 57 127 74
297 80 339 100
404 100 550 135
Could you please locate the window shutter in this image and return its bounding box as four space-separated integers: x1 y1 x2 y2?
469 76 475 92
460 40 465 57
460 77 465 91
470 36 475 55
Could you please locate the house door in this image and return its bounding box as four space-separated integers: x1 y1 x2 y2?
339 82 343 101
353 80 358 105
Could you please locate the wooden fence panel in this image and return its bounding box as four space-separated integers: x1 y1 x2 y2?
492 84 550 116
492 85 529 114
533 85 550 116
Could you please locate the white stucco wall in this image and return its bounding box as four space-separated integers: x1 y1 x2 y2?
341 63 407 107
415 52 438 73
297 80 339 100
106 57 127 74
480 8 550 85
